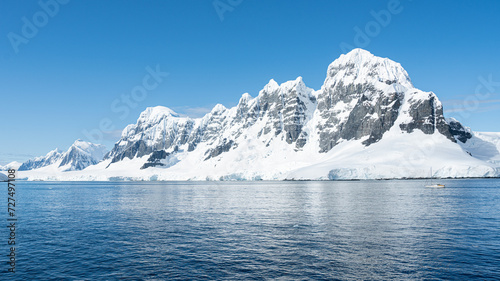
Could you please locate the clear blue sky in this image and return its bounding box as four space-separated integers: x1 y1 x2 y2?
1 0 500 164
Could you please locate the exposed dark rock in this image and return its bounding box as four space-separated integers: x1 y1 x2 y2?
110 140 151 164
399 95 455 142
141 150 170 169
317 81 404 152
205 139 235 160
448 119 473 143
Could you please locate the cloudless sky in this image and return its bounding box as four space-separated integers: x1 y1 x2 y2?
1 0 500 164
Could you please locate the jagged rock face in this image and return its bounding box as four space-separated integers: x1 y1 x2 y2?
316 49 413 152
205 139 235 160
109 140 151 164
448 118 473 143
317 81 404 151
106 107 196 163
106 48 460 168
399 93 455 142
106 78 317 165
238 78 316 148
187 104 229 151
280 82 316 147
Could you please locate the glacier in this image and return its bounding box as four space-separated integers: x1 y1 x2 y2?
19 49 500 181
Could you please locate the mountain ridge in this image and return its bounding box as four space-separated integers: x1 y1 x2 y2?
19 140 107 172
18 49 500 180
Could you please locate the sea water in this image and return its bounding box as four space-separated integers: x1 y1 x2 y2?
2 179 500 280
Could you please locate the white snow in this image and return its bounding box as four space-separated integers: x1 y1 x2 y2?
288 128 498 180
325 48 413 90
458 132 500 165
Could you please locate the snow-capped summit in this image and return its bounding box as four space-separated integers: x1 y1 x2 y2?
107 105 195 164
59 140 107 171
211 104 227 114
326 48 412 89
137 106 180 123
263 79 279 92
238 93 253 104
316 48 451 151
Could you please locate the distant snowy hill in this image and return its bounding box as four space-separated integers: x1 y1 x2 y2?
20 49 500 180
19 140 107 172
18 149 63 171
0 161 21 171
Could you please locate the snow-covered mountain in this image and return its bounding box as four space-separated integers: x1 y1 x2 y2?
0 161 22 171
19 140 107 172
59 140 108 171
20 49 500 180
18 149 64 171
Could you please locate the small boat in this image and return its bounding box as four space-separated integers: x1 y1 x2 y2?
426 184 445 188
425 168 445 188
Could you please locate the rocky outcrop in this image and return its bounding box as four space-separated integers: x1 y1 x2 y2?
447 118 473 143
399 94 455 142
141 150 170 169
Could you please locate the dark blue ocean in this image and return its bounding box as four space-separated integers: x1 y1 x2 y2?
2 179 500 280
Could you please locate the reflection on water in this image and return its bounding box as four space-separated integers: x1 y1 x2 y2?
4 180 500 280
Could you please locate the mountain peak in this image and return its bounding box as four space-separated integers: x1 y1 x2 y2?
138 106 180 123
72 139 89 147
211 103 227 114
263 79 279 92
342 48 375 62
70 139 106 151
281 76 306 89
146 106 179 116
47 148 63 156
326 49 412 89
239 93 253 103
